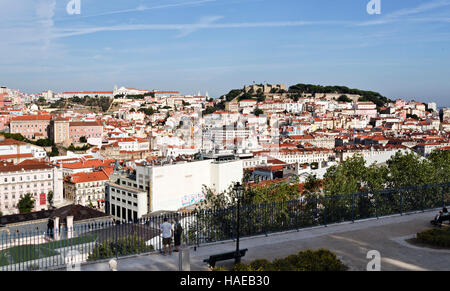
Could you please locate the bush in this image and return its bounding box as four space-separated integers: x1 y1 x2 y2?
416 227 450 248
88 235 154 261
214 249 347 271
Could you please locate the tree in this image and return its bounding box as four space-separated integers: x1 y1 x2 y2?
202 107 216 115
406 114 420 120
337 95 352 103
386 152 434 188
302 174 322 197
79 136 87 143
323 156 368 196
35 138 53 147
18 193 35 214
138 107 156 116
426 150 450 184
246 178 301 204
47 191 54 208
253 109 264 116
0 211 3 217
49 145 60 157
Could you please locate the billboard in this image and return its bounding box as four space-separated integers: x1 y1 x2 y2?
40 193 46 206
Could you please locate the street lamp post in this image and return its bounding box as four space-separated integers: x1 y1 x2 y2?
234 182 244 265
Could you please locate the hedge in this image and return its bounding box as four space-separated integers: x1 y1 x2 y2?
215 249 347 271
88 235 153 261
416 227 450 248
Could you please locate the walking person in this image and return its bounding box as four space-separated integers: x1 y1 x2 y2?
173 218 183 252
160 217 173 255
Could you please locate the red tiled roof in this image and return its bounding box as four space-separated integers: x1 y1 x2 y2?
0 159 52 172
12 115 51 121
0 153 33 159
63 91 113 94
0 138 27 146
64 170 110 184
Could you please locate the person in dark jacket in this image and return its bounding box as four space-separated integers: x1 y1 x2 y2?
173 218 183 252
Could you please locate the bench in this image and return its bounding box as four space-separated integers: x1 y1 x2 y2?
203 249 248 268
431 215 450 226
440 215 450 224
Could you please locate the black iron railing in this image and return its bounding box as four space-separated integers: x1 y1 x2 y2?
0 182 448 271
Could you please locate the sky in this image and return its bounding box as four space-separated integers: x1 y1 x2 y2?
1 0 450 106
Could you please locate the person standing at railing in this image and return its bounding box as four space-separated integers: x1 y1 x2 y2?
160 217 173 256
173 218 183 253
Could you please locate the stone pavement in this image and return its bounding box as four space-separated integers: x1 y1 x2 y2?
80 210 450 271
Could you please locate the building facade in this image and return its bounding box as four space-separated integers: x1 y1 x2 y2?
10 115 52 139
0 160 63 215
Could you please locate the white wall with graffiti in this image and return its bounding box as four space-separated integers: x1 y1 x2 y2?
149 160 243 211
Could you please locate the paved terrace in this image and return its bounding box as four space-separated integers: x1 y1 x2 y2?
80 210 450 271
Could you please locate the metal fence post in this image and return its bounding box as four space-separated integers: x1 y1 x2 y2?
323 197 327 227
421 190 424 212
196 211 200 249
400 192 403 216
264 204 268 236
443 188 446 208
375 192 379 219
352 194 355 223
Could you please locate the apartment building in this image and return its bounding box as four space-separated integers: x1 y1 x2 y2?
105 173 148 222
10 115 52 139
0 160 63 215
260 148 334 165
69 121 103 142
63 169 112 211
131 159 244 212
50 117 70 144
0 137 47 162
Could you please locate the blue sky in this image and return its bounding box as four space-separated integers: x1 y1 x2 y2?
1 0 450 106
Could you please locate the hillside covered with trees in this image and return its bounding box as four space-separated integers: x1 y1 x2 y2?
288 83 393 108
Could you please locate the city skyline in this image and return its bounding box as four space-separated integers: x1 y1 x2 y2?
1 0 450 106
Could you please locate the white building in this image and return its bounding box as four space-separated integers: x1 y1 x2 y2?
135 159 243 212
113 86 149 96
0 138 47 162
63 170 111 211
0 160 63 215
105 174 149 222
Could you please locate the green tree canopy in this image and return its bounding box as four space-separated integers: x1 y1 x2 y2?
18 193 35 214
386 152 435 188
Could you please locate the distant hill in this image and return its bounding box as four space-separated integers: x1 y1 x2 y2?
288 83 393 108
